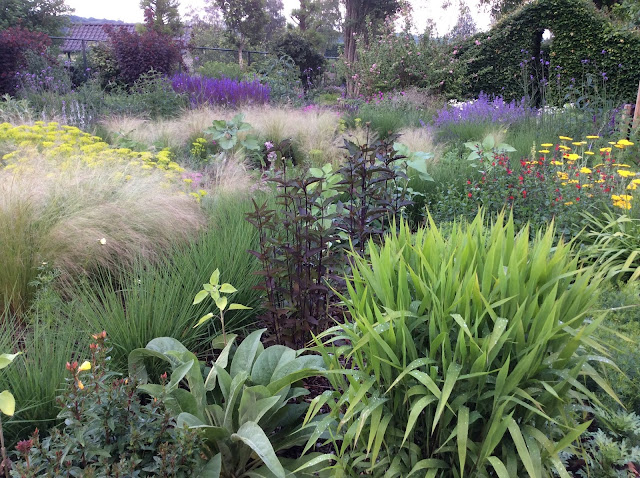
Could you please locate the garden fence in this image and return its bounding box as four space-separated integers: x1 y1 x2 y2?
49 36 339 72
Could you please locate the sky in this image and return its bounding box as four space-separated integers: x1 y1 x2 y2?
65 0 493 36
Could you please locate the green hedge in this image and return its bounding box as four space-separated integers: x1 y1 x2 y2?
457 0 640 104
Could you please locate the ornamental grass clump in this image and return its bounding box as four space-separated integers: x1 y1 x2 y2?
0 122 205 316
307 211 618 477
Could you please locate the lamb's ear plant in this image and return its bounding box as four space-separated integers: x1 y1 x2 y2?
193 268 251 345
0 352 19 478
129 329 332 478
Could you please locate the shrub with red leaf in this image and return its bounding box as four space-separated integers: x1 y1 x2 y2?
0 27 51 95
104 26 184 86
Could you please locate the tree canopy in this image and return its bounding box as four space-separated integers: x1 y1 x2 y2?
0 0 72 35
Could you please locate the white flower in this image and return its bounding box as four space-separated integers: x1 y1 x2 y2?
99 238 106 245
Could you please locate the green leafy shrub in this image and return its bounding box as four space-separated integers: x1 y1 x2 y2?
129 329 329 477
11 332 204 477
131 70 188 119
595 281 640 412
307 211 617 477
580 208 640 281
275 31 325 90
198 60 246 81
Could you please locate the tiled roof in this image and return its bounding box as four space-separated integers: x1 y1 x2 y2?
61 24 192 53
61 24 137 52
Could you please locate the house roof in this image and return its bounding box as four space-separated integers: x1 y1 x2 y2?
61 23 137 52
61 24 191 53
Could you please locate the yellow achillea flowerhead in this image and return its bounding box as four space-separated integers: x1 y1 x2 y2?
600 147 612 153
586 135 600 139
618 139 634 146
564 201 574 206
541 143 554 147
559 136 573 141
618 170 635 178
584 151 595 155
551 160 563 165
580 167 592 174
539 150 550 154
558 145 571 151
564 153 580 161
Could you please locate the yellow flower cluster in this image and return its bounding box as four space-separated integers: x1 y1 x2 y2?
537 135 638 210
0 122 184 176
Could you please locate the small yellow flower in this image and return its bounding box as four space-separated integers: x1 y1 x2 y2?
572 141 587 145
584 151 595 155
564 153 581 161
586 135 600 139
559 136 573 141
600 147 612 153
617 170 635 178
77 380 85 390
564 201 574 206
627 183 637 190
617 139 634 146
614 200 632 210
539 150 550 154
551 160 563 165
540 143 554 147
580 167 592 174
78 361 92 372
558 145 571 151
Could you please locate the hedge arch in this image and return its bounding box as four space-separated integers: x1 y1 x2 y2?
456 0 640 104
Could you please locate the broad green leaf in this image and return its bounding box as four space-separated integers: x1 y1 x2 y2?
228 303 252 311
487 456 510 478
507 417 538 478
403 395 437 445
167 360 195 392
252 346 296 386
193 290 209 305
194 312 214 328
215 296 228 311
200 453 222 478
231 329 266 377
210 269 220 285
219 283 237 294
232 422 285 478
432 362 461 433
0 390 15 416
457 406 469 475
0 353 20 370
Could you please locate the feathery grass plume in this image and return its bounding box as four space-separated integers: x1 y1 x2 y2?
0 152 205 316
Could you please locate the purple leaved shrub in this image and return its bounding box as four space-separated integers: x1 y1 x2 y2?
171 74 270 107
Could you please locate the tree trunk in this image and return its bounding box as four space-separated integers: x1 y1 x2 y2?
344 0 359 96
238 43 244 68
299 0 308 31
